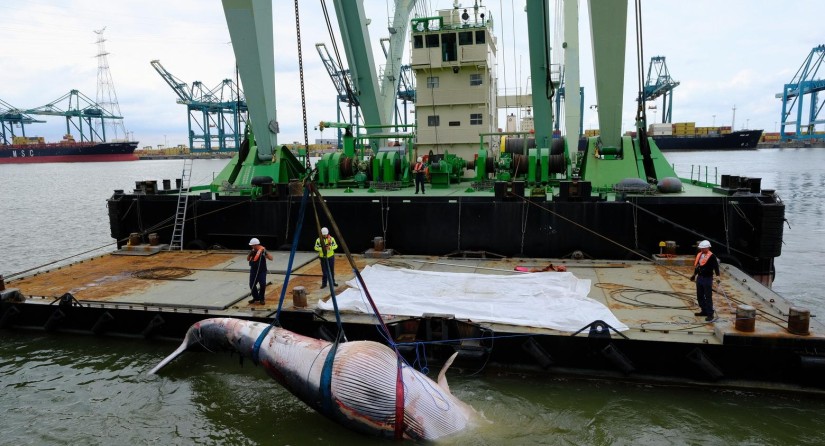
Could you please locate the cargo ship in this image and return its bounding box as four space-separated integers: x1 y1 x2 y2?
581 125 763 151
652 130 763 151
0 134 138 164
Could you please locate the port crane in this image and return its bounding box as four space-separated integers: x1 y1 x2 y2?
778 44 825 140
641 56 679 123
150 60 247 152
23 89 124 143
315 42 360 147
0 98 44 145
378 37 416 127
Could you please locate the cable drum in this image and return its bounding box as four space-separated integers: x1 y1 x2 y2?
339 156 355 177
503 137 536 155
551 137 565 155
512 154 529 177
548 154 565 174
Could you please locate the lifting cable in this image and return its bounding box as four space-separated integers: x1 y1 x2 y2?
320 0 357 107
308 182 406 439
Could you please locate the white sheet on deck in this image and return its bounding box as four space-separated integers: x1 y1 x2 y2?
317 264 628 332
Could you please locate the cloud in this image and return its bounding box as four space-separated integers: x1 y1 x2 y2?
1 0 823 147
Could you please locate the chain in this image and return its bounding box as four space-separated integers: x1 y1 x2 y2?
294 0 310 170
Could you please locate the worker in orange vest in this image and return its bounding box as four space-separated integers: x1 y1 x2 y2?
247 237 273 305
413 156 427 194
689 240 721 321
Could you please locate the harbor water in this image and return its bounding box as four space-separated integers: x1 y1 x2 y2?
2 150 825 445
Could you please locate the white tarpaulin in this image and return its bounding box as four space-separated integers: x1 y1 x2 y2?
317 264 628 332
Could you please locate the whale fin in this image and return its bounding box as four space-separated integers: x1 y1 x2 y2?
436 351 459 394
149 323 204 374
148 341 190 374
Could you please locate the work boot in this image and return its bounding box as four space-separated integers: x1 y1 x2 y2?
694 312 707 316
705 313 715 322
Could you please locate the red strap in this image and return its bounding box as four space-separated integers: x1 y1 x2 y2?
394 358 405 440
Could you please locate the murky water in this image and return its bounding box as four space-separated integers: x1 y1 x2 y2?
2 149 825 445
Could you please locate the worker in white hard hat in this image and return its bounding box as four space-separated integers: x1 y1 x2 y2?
247 237 273 305
412 156 427 194
314 227 338 288
689 240 720 321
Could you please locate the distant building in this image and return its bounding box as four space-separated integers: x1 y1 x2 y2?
315 138 338 146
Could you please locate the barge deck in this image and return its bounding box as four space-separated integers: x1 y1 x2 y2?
1 248 822 393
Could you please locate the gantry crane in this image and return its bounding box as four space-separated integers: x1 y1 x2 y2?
23 89 123 143
778 45 825 140
642 56 680 123
316 42 360 133
150 60 247 152
0 98 44 145
379 37 415 127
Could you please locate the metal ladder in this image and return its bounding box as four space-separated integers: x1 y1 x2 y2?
169 157 194 250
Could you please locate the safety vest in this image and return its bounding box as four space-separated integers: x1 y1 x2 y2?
413 162 424 173
314 235 338 258
248 246 268 271
694 250 714 267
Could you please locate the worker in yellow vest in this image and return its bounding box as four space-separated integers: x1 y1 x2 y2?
314 227 338 288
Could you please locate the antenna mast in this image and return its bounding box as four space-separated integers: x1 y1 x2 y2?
95 27 128 140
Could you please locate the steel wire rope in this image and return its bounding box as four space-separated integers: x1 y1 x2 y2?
456 196 462 252
509 191 696 280
320 0 357 112
632 197 639 251
424 31 441 155
723 198 731 254
380 195 390 244
624 200 755 260
498 0 509 111
520 198 529 254
730 200 756 232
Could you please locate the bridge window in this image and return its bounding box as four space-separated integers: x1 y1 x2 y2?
475 30 485 44
470 74 482 86
470 113 482 125
427 76 439 88
441 32 457 62
425 34 439 48
413 35 423 49
428 116 440 127
459 31 473 46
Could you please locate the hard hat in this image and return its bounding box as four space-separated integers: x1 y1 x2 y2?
321 227 329 236
249 237 260 246
417 157 423 163
698 240 711 249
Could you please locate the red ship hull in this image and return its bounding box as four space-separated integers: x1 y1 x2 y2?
0 141 138 164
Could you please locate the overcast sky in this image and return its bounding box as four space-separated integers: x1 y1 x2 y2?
1 0 822 148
